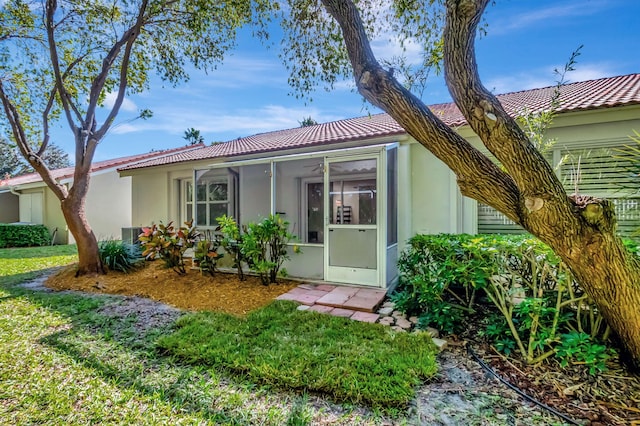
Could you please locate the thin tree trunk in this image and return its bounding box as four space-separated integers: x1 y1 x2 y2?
60 175 104 276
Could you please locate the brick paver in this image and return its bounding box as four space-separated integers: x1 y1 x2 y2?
350 311 380 323
329 308 356 318
280 283 389 323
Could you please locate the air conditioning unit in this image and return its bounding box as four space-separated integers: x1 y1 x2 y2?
121 227 144 245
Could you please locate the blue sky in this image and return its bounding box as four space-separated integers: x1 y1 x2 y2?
51 0 640 161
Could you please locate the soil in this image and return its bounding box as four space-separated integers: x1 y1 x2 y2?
37 262 640 425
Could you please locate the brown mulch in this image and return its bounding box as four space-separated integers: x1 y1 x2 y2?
472 344 640 425
45 261 299 316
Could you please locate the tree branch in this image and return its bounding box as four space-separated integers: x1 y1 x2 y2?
45 0 78 133
38 51 91 157
85 0 149 171
442 0 577 233
0 80 68 200
320 0 522 222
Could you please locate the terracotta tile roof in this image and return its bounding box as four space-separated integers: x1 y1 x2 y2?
120 73 640 171
0 144 204 188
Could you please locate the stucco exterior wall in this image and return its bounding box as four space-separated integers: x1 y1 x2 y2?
84 171 133 241
131 171 170 227
408 142 475 236
44 189 67 244
0 192 19 223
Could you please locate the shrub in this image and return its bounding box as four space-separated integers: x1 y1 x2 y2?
242 214 300 285
556 331 614 375
139 220 199 275
0 224 50 248
396 233 617 373
98 239 143 273
216 214 246 280
193 238 224 276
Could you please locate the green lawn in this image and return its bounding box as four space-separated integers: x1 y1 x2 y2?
0 244 77 286
159 302 437 408
0 245 437 425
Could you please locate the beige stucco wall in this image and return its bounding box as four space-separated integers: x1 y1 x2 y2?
406 141 477 239
130 170 170 227
45 188 67 244
83 171 133 241
0 192 19 223
459 106 640 154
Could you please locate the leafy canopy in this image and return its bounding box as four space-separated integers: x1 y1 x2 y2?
280 0 445 100
0 138 70 177
0 0 276 156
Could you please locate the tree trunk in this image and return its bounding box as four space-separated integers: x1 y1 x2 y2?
320 0 640 369
60 175 104 276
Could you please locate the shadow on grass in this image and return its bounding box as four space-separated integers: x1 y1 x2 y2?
0 267 63 287
0 244 77 259
0 285 333 425
29 290 247 423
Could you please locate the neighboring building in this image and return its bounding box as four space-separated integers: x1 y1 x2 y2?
119 74 640 288
0 145 204 244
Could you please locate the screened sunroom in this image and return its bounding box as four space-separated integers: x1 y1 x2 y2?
180 144 399 288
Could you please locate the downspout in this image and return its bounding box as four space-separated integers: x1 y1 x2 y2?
9 186 21 196
228 167 240 223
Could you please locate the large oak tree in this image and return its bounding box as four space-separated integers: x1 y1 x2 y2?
282 0 640 367
0 0 274 275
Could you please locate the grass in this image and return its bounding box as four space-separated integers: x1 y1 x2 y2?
0 244 437 424
0 244 77 286
158 302 437 408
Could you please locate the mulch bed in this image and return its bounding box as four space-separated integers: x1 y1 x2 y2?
45 261 299 316
470 343 640 425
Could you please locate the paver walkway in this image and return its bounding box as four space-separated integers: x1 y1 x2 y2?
276 283 386 323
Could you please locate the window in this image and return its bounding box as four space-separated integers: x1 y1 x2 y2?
182 179 194 223
194 169 232 227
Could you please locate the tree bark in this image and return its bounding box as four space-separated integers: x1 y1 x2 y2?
60 171 105 276
320 0 640 369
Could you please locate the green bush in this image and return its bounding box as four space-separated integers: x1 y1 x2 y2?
98 239 143 273
216 214 246 280
0 224 50 248
241 214 300 285
193 238 224 276
395 233 619 373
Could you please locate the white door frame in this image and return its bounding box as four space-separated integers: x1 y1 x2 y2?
323 149 387 287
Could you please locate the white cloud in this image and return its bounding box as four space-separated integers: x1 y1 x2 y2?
371 36 423 66
483 62 619 94
190 56 287 91
107 103 349 141
103 92 138 113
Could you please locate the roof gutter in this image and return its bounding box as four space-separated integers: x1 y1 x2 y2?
206 140 402 169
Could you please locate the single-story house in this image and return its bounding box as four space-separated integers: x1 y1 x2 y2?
0 144 203 244
119 74 640 289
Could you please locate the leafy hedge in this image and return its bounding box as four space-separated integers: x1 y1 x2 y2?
0 224 51 248
392 234 636 373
